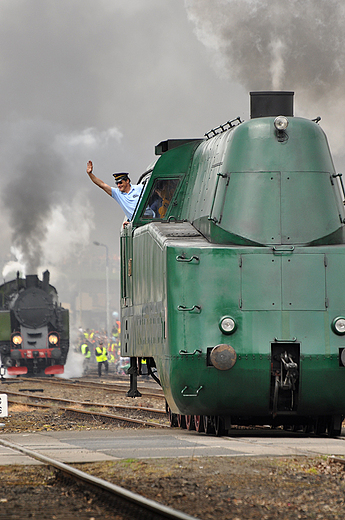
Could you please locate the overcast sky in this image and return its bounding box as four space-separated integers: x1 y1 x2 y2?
1 0 345 307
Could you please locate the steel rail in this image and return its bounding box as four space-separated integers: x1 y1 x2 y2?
0 438 199 520
27 377 165 399
5 390 166 414
7 398 168 428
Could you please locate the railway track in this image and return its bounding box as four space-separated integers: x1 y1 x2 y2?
27 375 165 399
6 390 169 429
0 438 198 520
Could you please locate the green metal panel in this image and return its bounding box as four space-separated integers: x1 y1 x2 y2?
282 254 326 310
226 117 335 175
241 253 281 310
165 243 273 415
169 356 270 416
132 226 165 306
324 252 345 310
208 170 341 246
0 311 11 341
213 171 282 245
241 251 326 311
184 135 230 223
281 172 341 244
298 358 345 415
166 244 241 356
121 223 167 358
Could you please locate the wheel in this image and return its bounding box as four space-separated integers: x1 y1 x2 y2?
302 423 313 434
315 417 327 435
177 414 186 429
214 416 227 437
168 407 178 427
185 415 195 431
194 415 204 433
328 415 342 437
203 415 215 435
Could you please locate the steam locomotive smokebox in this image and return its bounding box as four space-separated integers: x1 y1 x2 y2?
250 91 294 118
14 287 54 328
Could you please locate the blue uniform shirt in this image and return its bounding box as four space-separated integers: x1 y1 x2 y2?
111 184 143 220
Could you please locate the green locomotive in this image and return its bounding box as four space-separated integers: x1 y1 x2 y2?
121 91 345 436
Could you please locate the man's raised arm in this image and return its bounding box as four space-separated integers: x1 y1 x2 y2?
86 160 112 196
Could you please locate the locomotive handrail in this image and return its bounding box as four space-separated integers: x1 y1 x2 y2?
274 337 297 342
272 246 295 254
176 255 200 264
332 173 345 202
181 385 203 397
177 305 201 313
179 349 202 356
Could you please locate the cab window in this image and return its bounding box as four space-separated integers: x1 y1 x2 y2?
141 178 180 219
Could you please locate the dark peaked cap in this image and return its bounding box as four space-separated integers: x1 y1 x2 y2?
113 172 129 182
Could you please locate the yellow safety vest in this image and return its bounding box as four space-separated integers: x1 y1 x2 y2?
81 343 91 358
95 346 107 362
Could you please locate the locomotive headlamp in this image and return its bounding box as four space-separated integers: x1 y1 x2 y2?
274 115 289 131
219 316 237 335
12 334 22 345
332 317 345 335
48 333 59 345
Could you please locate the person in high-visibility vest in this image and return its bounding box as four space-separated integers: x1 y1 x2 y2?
81 343 91 373
108 341 116 364
141 358 148 376
81 343 90 357
95 341 109 377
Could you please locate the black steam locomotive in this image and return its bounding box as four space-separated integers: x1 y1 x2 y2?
0 271 69 376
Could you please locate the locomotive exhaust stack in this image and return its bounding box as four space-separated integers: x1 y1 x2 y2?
25 274 39 289
250 90 294 118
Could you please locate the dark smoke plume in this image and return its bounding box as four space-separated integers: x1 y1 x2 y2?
3 143 65 274
0 121 94 277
